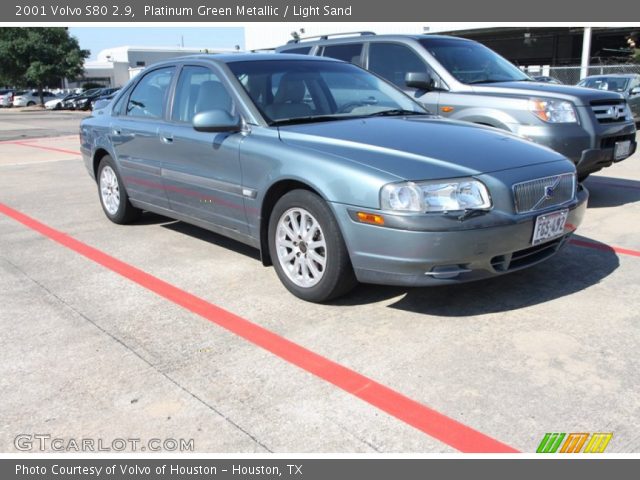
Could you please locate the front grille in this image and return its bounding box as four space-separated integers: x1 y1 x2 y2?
590 100 629 124
491 237 565 272
513 173 576 214
601 134 635 149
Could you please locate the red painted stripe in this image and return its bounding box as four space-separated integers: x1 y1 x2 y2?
0 135 78 145
0 202 517 453
569 238 640 258
12 142 80 156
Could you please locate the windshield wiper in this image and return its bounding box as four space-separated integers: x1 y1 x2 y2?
364 109 429 117
270 115 350 126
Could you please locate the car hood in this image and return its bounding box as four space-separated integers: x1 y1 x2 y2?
471 81 625 106
277 116 567 180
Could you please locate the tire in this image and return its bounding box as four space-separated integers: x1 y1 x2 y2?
97 155 141 224
27 101 35 107
268 189 357 302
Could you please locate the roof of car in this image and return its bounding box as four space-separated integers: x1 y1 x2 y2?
278 34 473 48
177 53 343 64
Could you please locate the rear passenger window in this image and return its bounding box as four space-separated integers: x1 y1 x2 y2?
126 67 175 119
321 43 364 65
281 47 312 55
368 43 429 87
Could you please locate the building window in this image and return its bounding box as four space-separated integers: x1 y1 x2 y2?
136 61 146 67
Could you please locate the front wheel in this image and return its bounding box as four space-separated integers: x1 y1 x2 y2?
268 190 357 302
97 155 141 224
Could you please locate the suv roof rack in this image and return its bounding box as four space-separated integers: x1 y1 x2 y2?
287 31 376 44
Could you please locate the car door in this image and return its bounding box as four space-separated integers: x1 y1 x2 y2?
162 64 249 234
110 66 175 209
366 42 441 115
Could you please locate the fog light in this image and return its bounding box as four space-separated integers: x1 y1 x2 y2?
425 265 471 279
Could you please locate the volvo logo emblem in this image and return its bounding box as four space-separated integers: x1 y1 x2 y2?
545 185 556 198
542 177 562 201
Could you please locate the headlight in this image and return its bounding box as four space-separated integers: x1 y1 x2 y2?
381 179 492 213
528 98 578 123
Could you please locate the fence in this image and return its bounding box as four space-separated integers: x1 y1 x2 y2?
524 64 640 86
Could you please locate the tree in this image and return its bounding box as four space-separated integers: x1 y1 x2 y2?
0 28 89 105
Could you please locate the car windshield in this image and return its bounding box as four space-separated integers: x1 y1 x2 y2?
227 59 428 125
578 77 630 93
419 38 531 84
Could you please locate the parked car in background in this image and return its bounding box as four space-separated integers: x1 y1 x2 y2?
80 54 587 302
0 89 15 107
61 89 98 110
91 88 120 110
72 87 119 111
532 75 563 84
276 33 637 180
61 93 84 110
577 73 640 123
12 90 60 107
45 93 76 110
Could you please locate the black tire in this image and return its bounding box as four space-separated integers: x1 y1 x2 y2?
268 189 357 302
27 101 35 107
96 155 141 224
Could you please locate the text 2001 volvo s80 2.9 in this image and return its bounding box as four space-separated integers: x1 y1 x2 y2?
80 54 588 302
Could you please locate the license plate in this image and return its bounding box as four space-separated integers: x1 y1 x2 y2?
532 209 568 246
614 140 631 160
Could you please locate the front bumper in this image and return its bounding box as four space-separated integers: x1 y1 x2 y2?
331 185 588 287
511 118 637 177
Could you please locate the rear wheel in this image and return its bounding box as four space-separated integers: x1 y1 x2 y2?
97 155 141 224
268 190 357 302
27 101 35 107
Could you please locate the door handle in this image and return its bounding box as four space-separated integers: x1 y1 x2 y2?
159 131 174 144
111 128 121 135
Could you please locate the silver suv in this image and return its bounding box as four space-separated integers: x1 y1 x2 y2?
276 33 637 180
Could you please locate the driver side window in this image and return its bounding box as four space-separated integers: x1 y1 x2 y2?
171 66 235 123
368 43 438 89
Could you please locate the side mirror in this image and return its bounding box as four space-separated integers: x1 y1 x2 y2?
630 86 640 96
405 72 435 91
193 110 242 133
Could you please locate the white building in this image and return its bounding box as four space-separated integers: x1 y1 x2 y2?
76 45 239 88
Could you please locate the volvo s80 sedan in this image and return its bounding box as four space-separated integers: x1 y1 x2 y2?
80 54 588 302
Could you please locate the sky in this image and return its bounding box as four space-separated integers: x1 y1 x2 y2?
69 27 245 60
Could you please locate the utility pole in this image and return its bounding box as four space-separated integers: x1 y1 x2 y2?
580 27 592 80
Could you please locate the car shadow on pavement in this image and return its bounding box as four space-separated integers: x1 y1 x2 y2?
128 212 176 226
160 220 261 261
584 176 640 208
334 235 619 316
